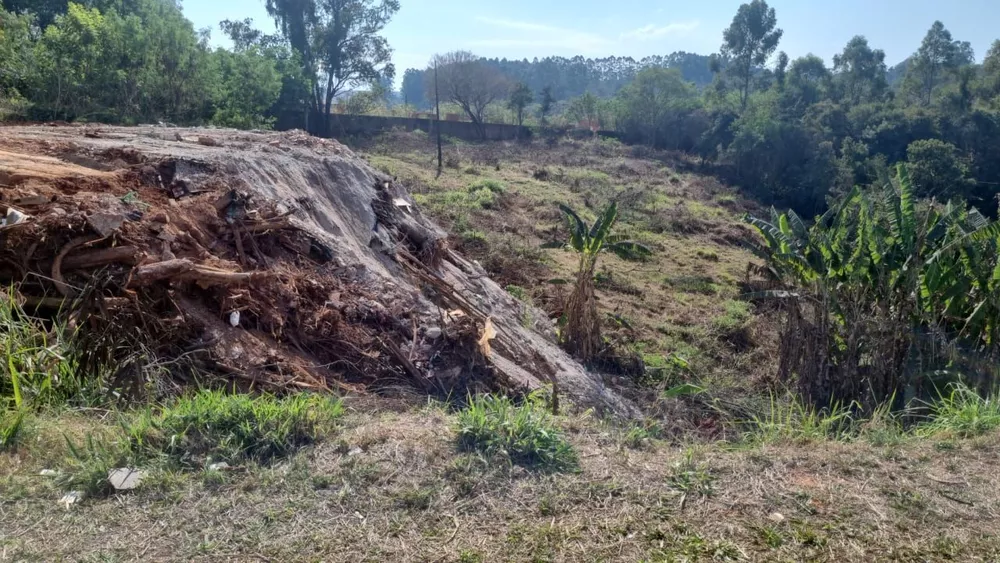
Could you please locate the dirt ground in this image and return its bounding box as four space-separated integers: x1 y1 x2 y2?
2 403 999 562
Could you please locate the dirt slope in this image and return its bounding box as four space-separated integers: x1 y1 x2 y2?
0 125 632 414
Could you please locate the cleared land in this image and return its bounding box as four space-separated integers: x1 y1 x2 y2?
2 131 1000 562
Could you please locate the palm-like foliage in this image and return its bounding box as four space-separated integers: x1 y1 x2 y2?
745 163 1000 409
546 202 650 361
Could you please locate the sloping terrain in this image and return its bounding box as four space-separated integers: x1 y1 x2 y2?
359 132 773 413
0 125 628 413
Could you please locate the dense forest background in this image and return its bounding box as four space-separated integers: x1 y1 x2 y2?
2 0 1000 217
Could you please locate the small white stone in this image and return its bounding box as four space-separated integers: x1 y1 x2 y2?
108 468 143 491
425 327 443 340
39 469 58 477
208 462 230 471
60 491 83 509
229 311 240 327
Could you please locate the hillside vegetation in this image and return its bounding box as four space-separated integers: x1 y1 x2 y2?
361 132 769 413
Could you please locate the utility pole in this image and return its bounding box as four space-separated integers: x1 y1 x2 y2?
435 61 443 175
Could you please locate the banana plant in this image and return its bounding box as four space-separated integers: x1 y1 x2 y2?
744 163 1000 409
543 202 650 361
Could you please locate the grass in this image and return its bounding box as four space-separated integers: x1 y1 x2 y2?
917 384 1000 438
4 400 1000 560
745 395 857 445
455 393 577 471
0 409 25 450
0 292 83 408
666 449 716 503
126 390 344 468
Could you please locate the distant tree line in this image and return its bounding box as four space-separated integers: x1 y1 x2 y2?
401 52 714 111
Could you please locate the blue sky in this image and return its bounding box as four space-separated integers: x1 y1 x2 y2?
184 0 998 79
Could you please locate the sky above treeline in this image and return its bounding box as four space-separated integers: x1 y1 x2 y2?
184 0 998 80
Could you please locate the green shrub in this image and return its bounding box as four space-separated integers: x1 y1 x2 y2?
455 394 577 471
126 391 343 467
663 275 718 295
695 248 720 262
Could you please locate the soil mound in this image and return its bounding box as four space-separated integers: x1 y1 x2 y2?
0 125 633 414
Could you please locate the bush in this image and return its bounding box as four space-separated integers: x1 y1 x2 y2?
126 391 343 467
455 394 577 471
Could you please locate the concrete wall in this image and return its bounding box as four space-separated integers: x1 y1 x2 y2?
300 114 532 142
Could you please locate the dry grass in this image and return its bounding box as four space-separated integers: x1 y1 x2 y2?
2 403 1000 561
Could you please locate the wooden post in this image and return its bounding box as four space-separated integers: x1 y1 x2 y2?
435 62 443 175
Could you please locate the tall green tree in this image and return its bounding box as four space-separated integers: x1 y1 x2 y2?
266 0 399 133
903 21 974 105
905 139 973 199
980 40 1000 106
400 68 425 109
567 91 601 128
211 47 283 129
613 67 702 149
507 81 533 127
773 51 788 90
832 36 888 105
721 0 783 110
538 85 555 124
783 54 832 110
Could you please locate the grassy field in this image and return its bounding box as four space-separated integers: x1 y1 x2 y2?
4 393 1000 562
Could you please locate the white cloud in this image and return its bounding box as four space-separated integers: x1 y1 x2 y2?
622 21 700 41
471 17 612 54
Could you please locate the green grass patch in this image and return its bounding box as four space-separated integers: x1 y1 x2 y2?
126 390 344 468
663 275 719 295
917 385 1000 438
455 393 577 471
467 178 506 195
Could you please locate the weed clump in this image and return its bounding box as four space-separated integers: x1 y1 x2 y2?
918 385 1000 438
127 390 343 467
455 393 577 471
467 178 506 195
